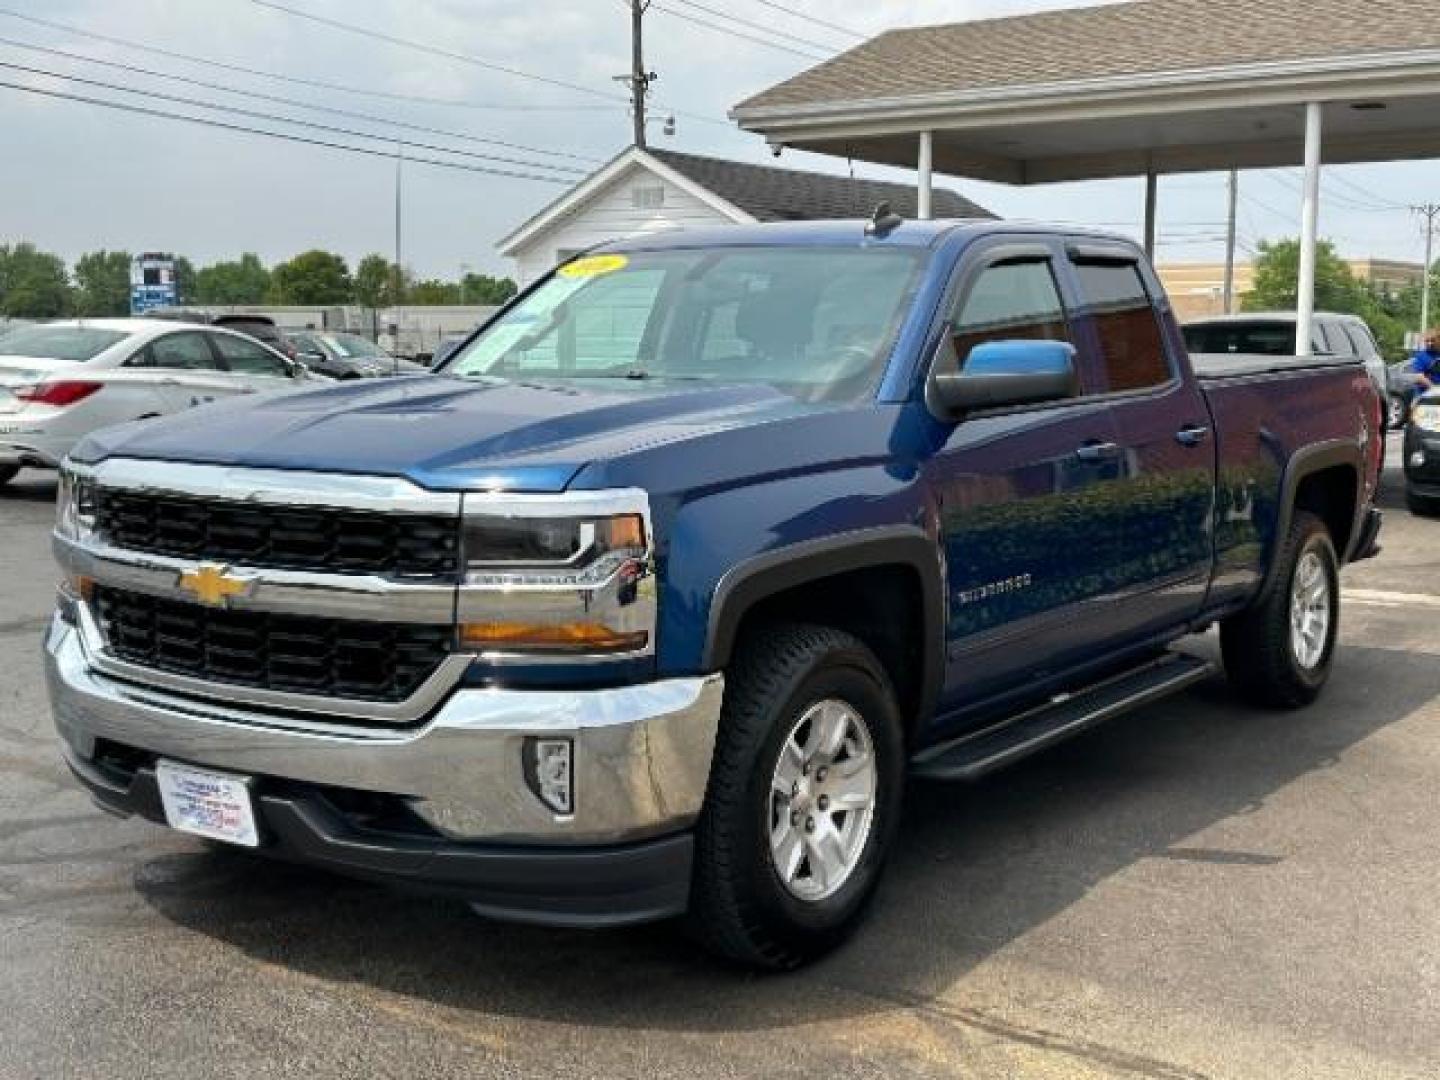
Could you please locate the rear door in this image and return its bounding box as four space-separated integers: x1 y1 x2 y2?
1064 245 1214 643
136 330 244 411
927 241 1132 714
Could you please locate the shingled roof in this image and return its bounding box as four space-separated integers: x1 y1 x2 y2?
736 0 1440 112
645 148 992 221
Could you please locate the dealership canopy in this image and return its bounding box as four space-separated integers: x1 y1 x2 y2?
731 0 1440 354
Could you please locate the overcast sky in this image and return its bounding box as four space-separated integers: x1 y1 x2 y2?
1 0 1436 280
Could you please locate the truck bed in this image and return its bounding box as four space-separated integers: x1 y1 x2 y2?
1191 352 1360 381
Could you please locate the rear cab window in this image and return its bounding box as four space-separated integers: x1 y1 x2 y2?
1182 320 1319 357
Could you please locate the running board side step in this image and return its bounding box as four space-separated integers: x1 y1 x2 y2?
911 653 1217 782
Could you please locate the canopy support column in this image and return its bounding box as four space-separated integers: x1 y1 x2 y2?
1297 103 1323 357
1143 168 1158 260
917 130 934 220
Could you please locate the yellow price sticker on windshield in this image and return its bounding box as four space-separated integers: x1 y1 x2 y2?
558 253 629 279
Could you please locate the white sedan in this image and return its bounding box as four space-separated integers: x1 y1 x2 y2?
0 318 322 486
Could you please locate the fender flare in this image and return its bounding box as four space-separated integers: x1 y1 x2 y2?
1258 439 1364 602
701 525 946 727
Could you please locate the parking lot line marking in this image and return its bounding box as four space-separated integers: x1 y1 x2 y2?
1343 588 1440 610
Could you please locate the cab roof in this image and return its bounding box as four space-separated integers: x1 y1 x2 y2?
596 218 1135 254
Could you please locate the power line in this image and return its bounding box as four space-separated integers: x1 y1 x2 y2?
0 78 573 183
244 0 734 131
244 0 629 105
0 6 615 114
0 35 601 164
744 0 867 41
650 3 829 61
1 60 588 176
1329 172 1407 211
666 0 837 55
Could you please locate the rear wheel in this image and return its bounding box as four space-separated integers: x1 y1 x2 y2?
1221 511 1339 709
689 624 904 970
0 465 18 487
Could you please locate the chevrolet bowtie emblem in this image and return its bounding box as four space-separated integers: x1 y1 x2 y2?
177 564 253 608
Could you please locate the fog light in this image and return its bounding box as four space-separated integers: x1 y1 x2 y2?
525 738 573 816
1411 451 1427 468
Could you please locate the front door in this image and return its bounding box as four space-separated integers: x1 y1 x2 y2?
1065 251 1213 642
926 243 1132 719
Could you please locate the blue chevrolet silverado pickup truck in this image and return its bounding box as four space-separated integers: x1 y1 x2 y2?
45 219 1383 968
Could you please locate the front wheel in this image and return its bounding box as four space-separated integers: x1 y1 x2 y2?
689 624 904 970
0 465 18 487
1221 511 1339 709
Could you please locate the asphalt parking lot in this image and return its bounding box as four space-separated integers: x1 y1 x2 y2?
1 439 1437 1080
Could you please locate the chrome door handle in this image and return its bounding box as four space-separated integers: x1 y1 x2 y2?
1176 425 1211 447
1075 440 1122 463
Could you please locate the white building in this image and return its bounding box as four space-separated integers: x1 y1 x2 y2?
497 146 994 285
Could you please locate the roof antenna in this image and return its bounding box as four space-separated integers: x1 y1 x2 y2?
865 201 904 238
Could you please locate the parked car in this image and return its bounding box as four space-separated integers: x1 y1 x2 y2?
1403 390 1440 516
0 318 317 486
1388 361 1429 429
429 334 470 369
1183 311 1391 425
288 330 429 379
47 221 1382 969
150 310 301 363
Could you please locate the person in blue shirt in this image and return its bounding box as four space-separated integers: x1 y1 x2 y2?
1410 330 1440 391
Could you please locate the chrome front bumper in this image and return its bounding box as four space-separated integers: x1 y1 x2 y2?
45 613 723 846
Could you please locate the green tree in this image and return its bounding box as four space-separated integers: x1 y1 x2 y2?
267 250 353 305
72 249 132 316
173 256 197 305
407 278 462 305
459 272 517 305
0 243 72 317
353 253 405 309
1243 238 1363 313
195 254 271 305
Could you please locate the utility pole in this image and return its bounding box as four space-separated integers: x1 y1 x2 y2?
392 140 403 371
1415 203 1440 338
617 1 657 148
1222 168 1239 315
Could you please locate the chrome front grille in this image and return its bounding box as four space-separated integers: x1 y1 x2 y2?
95 489 460 579
93 585 453 704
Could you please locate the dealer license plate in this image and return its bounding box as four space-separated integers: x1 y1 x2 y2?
155 760 259 847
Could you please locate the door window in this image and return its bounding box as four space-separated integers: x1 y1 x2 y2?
145 332 219 371
1074 261 1171 393
211 332 290 376
951 259 1071 363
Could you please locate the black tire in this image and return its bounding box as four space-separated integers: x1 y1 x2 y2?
1220 511 1339 709
688 624 905 970
0 465 17 487
1407 489 1440 517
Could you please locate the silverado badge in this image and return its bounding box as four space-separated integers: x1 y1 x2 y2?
177 564 253 608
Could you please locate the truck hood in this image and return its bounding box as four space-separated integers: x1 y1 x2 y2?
70 375 819 492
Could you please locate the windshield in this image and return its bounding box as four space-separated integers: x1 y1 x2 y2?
444 246 926 401
320 333 386 359
0 325 129 362
1183 321 1299 357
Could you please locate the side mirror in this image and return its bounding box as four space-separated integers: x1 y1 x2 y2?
927 336 1078 418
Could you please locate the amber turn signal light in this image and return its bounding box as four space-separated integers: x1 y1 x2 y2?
459 621 648 653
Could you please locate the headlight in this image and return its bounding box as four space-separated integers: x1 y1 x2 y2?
457 493 654 658
1412 402 1440 431
55 467 98 543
